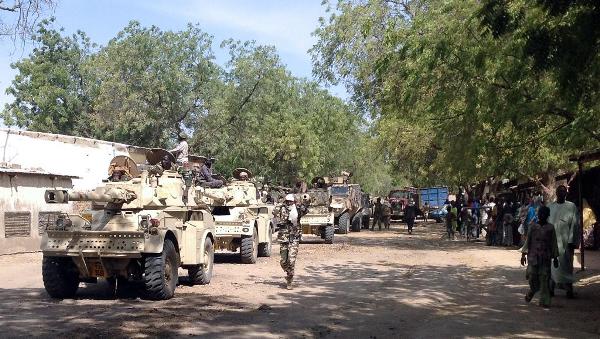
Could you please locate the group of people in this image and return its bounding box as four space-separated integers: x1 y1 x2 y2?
443 194 545 245
169 132 224 188
371 197 393 231
370 197 419 234
520 185 580 308
445 186 580 308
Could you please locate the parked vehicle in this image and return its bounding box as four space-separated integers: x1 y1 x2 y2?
419 186 449 215
388 188 418 220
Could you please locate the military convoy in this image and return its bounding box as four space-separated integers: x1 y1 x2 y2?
42 153 215 300
39 150 371 299
195 168 274 263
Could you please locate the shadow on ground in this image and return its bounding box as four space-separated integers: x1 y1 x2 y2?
0 223 599 338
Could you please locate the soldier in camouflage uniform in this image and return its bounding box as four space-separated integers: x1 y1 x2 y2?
278 194 300 289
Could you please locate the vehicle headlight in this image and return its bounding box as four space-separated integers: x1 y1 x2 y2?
55 215 72 230
139 215 150 231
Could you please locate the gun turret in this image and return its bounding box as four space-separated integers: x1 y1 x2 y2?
45 187 137 204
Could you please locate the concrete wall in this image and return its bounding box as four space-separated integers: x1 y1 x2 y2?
0 173 73 255
0 129 148 190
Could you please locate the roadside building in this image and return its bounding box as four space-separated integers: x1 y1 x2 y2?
0 128 149 254
0 165 77 254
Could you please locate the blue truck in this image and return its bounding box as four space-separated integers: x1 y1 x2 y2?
419 186 449 222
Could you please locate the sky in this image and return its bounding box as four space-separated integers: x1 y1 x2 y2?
0 0 346 113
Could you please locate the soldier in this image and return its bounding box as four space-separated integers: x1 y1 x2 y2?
405 199 417 234
278 194 300 289
371 197 384 231
239 171 249 181
198 159 223 188
160 155 173 171
169 132 189 165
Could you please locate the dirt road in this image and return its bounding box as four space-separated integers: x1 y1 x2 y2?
0 221 599 338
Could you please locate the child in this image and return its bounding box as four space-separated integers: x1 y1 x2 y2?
520 205 559 308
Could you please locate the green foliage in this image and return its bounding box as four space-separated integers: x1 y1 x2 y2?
3 18 93 134
3 19 381 189
312 0 600 187
83 22 219 146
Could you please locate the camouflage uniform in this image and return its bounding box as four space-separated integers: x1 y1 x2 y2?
278 203 300 289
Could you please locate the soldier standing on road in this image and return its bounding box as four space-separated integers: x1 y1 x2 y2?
278 194 300 290
170 132 189 165
371 197 384 231
405 199 417 234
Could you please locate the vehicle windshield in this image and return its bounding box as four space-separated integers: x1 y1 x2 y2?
330 186 349 196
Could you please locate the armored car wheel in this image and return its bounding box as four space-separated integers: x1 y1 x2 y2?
188 237 214 285
258 228 272 257
143 238 178 300
42 256 80 299
241 228 258 264
324 225 335 244
337 213 350 234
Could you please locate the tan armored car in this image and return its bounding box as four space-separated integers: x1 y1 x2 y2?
298 177 335 243
195 168 274 264
329 172 371 234
41 151 215 300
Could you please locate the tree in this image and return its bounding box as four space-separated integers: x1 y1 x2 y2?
4 20 374 189
0 0 56 41
312 0 600 189
193 40 363 184
3 18 93 134
85 21 220 146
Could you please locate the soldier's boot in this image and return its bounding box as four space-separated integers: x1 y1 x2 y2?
286 274 294 290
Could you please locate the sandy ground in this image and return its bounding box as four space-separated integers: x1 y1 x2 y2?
0 221 599 338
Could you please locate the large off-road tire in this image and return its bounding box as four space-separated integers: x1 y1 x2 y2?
337 213 350 234
143 238 178 300
351 214 362 232
42 256 79 299
188 237 214 285
258 227 273 257
240 228 258 264
324 225 335 244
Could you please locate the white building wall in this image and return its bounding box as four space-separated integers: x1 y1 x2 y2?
0 129 148 190
0 174 73 255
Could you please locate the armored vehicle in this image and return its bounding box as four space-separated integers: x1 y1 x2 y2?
41 151 215 300
297 177 335 244
329 173 371 234
195 168 274 264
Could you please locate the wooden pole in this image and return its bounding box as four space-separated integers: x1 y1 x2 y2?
578 161 585 271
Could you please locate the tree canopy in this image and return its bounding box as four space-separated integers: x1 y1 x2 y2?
312 0 600 188
3 19 397 192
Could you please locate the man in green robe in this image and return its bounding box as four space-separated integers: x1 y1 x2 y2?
548 185 580 298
